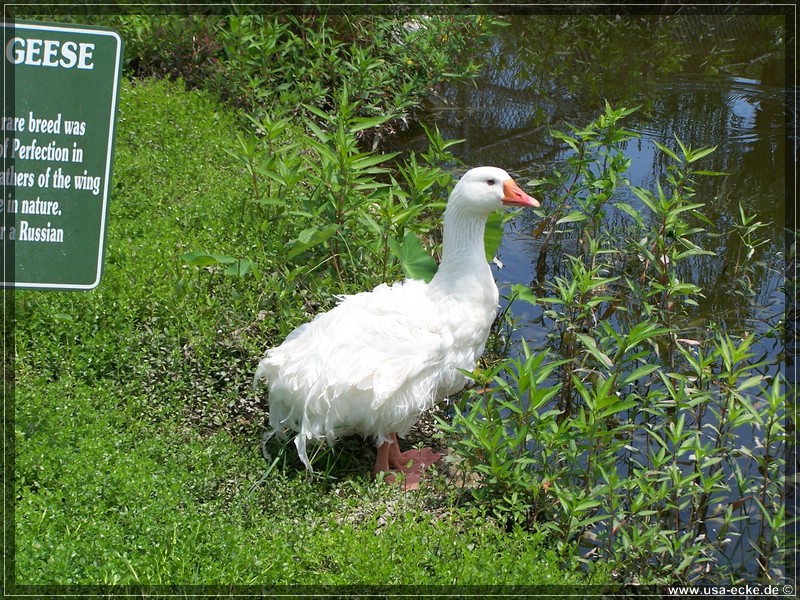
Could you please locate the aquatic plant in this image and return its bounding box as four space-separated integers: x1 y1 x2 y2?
439 103 790 585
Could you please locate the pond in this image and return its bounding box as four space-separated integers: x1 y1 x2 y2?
396 13 791 581
398 14 787 354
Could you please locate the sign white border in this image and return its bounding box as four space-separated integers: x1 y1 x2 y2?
2 21 123 290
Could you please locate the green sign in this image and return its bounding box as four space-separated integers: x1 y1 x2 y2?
2 21 123 290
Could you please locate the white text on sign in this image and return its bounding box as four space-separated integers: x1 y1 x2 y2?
5 37 95 70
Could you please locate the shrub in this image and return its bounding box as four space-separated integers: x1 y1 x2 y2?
95 13 489 130
439 103 790 584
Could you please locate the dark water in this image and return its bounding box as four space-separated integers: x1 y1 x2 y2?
396 14 792 580
397 16 788 350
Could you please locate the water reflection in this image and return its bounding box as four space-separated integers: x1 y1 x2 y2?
399 15 788 350
395 13 791 580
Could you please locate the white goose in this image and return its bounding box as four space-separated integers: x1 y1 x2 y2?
254 166 539 487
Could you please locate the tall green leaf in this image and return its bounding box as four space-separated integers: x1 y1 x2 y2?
390 230 438 282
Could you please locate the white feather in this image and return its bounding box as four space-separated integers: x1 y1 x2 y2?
254 166 531 471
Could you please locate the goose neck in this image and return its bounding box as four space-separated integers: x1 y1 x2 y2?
435 204 490 278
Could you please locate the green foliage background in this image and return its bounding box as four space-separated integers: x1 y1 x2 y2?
10 11 791 590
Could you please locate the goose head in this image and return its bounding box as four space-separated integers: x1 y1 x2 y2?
449 166 540 215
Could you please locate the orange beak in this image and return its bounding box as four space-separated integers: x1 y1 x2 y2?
502 178 540 208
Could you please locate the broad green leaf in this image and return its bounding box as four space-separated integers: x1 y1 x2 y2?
350 151 399 171
575 498 603 512
630 186 657 213
350 114 396 133
286 224 338 259
686 145 717 163
598 399 638 420
301 102 335 125
392 230 437 282
576 333 614 368
556 210 588 225
253 198 290 207
302 119 331 146
674 135 690 160
182 251 220 268
484 211 505 262
737 375 764 392
181 252 257 277
510 283 538 306
653 141 681 163
358 212 382 237
613 202 643 225
210 254 237 264
550 129 580 153
669 202 706 216
621 363 662 386
223 259 257 277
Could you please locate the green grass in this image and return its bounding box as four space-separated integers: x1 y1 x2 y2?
16 373 585 587
13 78 611 588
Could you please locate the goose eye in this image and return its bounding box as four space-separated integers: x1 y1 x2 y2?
487 178 496 186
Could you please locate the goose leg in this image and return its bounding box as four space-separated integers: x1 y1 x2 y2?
388 433 442 473
374 441 392 474
373 441 422 490
373 434 442 490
